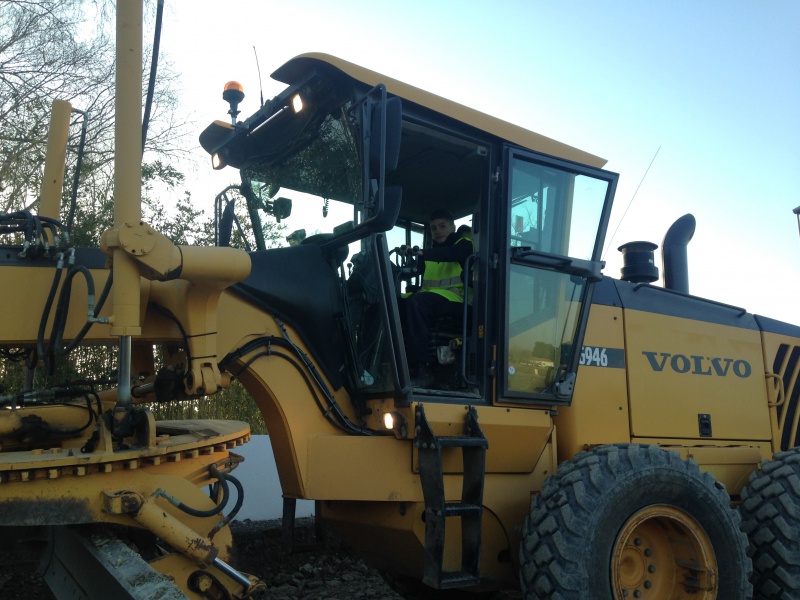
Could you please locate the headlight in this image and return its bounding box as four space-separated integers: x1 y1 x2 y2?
291 93 303 113
383 411 407 437
211 153 226 170
383 412 395 429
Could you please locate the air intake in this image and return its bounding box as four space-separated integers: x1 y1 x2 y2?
618 241 659 283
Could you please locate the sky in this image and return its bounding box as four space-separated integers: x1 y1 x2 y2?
157 0 800 325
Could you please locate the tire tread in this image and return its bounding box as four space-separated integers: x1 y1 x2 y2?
520 443 752 599
739 446 800 599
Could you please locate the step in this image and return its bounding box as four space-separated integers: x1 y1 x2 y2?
439 572 481 589
443 503 482 518
435 435 488 448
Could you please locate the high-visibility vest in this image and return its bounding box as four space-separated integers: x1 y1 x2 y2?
421 235 474 303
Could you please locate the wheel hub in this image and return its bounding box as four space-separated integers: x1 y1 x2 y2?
612 505 718 599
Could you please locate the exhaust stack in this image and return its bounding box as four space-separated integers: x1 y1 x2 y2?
662 214 696 294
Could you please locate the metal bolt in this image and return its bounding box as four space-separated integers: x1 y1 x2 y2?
644 581 652 589
121 496 141 513
648 565 656 573
644 548 653 557
194 574 213 592
634 591 641 598
189 569 218 593
622 590 628 598
634 538 642 546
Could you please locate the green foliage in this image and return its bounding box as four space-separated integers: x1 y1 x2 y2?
146 190 213 246
215 185 288 251
149 380 267 435
142 160 185 188
0 345 116 396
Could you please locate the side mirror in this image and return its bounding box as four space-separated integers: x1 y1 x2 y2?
369 96 402 179
219 200 235 247
370 185 402 232
321 186 402 251
337 85 403 251
272 196 292 221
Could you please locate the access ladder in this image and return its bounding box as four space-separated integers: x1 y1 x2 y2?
415 404 488 589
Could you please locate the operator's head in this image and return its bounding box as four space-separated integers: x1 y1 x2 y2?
429 208 455 245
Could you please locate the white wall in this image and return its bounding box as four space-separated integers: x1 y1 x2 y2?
232 435 315 521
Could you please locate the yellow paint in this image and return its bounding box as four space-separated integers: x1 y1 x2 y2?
274 54 607 168
555 304 632 462
38 99 72 226
625 309 771 440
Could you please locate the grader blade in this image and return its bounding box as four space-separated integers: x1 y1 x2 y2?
40 526 187 600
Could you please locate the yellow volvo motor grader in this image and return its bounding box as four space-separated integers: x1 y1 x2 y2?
2 2 800 599
198 52 800 600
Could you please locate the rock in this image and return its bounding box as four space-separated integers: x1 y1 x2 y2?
298 563 316 577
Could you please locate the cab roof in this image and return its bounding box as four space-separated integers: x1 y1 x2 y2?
272 53 607 169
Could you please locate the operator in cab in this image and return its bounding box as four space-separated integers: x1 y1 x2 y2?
402 209 473 388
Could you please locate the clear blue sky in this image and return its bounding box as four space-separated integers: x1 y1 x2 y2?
162 0 800 325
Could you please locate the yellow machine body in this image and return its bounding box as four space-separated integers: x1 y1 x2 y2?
192 51 799 598
2 3 799 598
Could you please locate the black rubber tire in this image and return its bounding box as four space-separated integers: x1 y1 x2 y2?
519 443 752 599
738 447 800 599
379 571 498 600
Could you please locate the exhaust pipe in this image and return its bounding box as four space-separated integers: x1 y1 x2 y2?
662 214 696 294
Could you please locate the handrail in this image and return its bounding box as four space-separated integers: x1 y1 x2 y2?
766 372 786 408
461 253 479 386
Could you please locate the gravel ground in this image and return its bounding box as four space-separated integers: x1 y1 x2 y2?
0 518 523 599
232 517 404 599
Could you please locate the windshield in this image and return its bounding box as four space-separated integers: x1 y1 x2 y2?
232 96 403 397
243 103 362 211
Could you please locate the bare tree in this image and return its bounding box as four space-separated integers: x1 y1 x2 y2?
0 2 285 427
1 1 105 211
0 0 190 229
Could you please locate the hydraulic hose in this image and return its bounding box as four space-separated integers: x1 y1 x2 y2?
141 0 164 153
153 464 230 518
209 468 244 539
36 252 67 364
45 264 93 371
66 109 88 234
60 269 113 354
34 251 110 377
222 471 244 524
220 330 385 436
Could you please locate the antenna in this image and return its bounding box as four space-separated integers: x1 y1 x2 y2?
253 46 264 106
602 146 661 260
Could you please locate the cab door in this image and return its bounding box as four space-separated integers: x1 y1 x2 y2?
498 148 616 404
